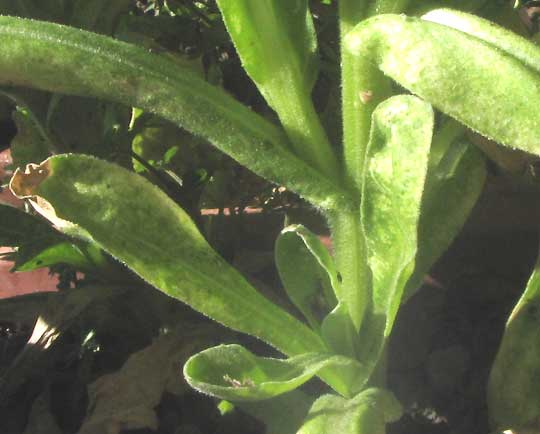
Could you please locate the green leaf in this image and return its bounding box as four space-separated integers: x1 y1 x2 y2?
0 16 351 211
10 155 326 358
345 11 540 156
216 0 339 177
359 95 433 374
216 0 318 105
296 388 402 434
15 241 100 272
488 261 540 431
321 302 358 359
403 138 486 300
275 224 338 330
184 344 363 401
275 225 359 360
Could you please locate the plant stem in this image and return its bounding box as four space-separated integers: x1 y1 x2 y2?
339 0 392 193
274 87 341 180
328 209 370 332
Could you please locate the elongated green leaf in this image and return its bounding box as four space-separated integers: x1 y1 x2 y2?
296 388 402 434
216 0 318 104
488 261 540 431
184 344 364 401
0 16 352 211
275 225 338 330
9 155 326 357
359 95 433 372
403 139 486 300
217 0 338 177
15 241 97 272
345 12 540 156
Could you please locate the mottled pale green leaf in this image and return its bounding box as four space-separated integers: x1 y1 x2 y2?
184 344 364 401
403 139 486 300
275 224 338 330
296 388 402 434
345 11 540 156
488 261 540 432
0 16 351 211
10 155 325 358
359 95 433 372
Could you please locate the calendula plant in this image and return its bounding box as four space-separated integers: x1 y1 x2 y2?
3 1 540 433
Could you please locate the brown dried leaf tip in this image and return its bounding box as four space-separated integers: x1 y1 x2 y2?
9 160 51 198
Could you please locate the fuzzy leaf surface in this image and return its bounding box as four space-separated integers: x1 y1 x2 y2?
345 12 540 156
0 16 350 210
9 155 326 357
184 344 364 401
275 224 338 330
296 388 402 434
216 0 318 108
359 95 433 372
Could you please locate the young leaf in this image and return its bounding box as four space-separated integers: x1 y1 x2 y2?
275 224 338 330
184 344 364 400
9 155 326 358
488 261 540 432
0 16 352 211
275 224 358 359
345 12 540 156
403 139 486 301
296 388 402 434
216 0 339 177
321 303 358 359
359 95 433 373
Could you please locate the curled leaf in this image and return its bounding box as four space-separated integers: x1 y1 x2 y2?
345 11 540 156
184 344 364 401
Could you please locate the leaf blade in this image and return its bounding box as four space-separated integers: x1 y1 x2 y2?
359 95 433 373
0 16 351 210
184 344 363 401
345 12 540 156
10 155 326 357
